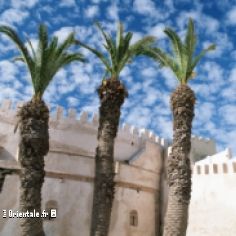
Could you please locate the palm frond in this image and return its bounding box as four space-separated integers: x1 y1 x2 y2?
75 40 111 71
56 32 75 57
149 19 216 84
164 27 183 66
129 36 156 55
25 35 36 60
116 22 123 49
190 44 216 78
95 22 117 69
76 21 156 79
0 25 34 75
185 18 196 60
12 56 25 62
116 22 124 63
0 24 85 98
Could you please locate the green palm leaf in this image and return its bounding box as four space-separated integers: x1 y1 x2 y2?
0 25 34 76
76 21 156 80
150 18 215 84
0 24 86 99
190 44 216 79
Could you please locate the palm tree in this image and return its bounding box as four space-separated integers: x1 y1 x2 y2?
0 24 85 236
75 22 155 236
147 19 215 236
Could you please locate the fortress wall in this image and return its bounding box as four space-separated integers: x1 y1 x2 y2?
0 99 167 163
110 187 156 236
0 162 159 236
0 146 161 236
0 174 94 236
190 135 216 162
187 162 236 236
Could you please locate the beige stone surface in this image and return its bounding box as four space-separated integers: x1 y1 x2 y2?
0 100 235 236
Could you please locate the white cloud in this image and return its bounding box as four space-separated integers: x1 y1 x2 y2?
156 116 173 139
141 67 157 77
148 23 166 39
177 10 219 34
205 32 233 58
142 88 159 106
126 106 152 128
133 0 156 15
59 0 76 7
66 97 79 107
53 27 74 43
107 3 119 21
219 105 236 126
85 5 99 18
0 8 29 25
11 0 38 9
194 102 215 126
0 60 18 82
130 32 143 44
159 68 177 89
226 6 236 25
228 67 236 82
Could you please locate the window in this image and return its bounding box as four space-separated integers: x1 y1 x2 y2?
44 200 58 221
197 165 201 174
213 164 218 174
130 210 138 227
204 165 209 174
222 163 228 173
232 162 236 173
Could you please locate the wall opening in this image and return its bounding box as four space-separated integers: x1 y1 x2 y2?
233 162 236 173
44 200 58 221
204 165 209 174
222 163 228 173
197 165 201 174
213 164 218 174
130 210 138 227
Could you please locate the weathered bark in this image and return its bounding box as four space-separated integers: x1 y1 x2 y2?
90 79 127 236
18 99 49 236
163 85 195 236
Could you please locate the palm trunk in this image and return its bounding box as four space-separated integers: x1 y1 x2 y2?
18 99 49 236
90 79 127 236
163 85 195 236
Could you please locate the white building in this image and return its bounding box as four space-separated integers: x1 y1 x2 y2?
0 100 235 236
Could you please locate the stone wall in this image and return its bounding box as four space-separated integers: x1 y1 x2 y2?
187 154 236 236
0 99 234 236
0 99 164 236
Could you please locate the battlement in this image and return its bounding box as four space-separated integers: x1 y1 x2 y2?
0 99 168 147
191 135 213 143
192 161 236 175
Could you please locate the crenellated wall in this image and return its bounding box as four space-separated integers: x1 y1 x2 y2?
0 99 164 236
0 99 234 236
186 148 236 236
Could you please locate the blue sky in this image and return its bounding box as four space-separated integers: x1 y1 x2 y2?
0 0 235 155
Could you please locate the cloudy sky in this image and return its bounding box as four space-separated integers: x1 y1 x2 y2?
0 0 235 155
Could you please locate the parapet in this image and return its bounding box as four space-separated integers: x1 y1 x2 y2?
0 99 168 148
192 161 236 175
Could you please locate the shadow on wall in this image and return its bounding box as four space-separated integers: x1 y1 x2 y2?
0 147 15 161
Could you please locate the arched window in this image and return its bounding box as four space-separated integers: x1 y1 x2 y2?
44 200 58 220
130 210 138 227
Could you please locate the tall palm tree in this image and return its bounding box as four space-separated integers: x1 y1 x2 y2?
0 24 85 236
76 22 155 236
147 19 215 236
